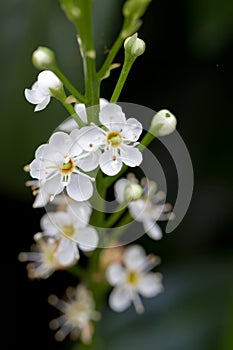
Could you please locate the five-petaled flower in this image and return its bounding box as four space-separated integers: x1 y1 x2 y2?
39 201 99 258
29 130 99 202
78 103 143 176
106 245 163 313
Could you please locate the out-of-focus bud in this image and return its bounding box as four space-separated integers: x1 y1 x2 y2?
123 0 151 20
32 46 56 70
124 33 146 57
124 183 143 202
150 109 177 136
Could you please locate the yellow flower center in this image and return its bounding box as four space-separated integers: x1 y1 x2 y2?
127 271 139 285
63 225 75 237
106 131 122 148
61 159 74 174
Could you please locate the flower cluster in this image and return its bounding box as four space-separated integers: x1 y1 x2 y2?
19 1 179 347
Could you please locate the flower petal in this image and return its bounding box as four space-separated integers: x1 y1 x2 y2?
78 126 105 152
114 178 131 203
48 132 71 154
24 88 46 104
109 286 131 312
66 174 93 201
143 221 163 240
74 227 99 251
99 103 126 129
58 117 79 133
67 201 92 227
106 263 126 286
56 238 78 266
119 145 142 167
99 150 122 176
123 245 147 270
37 70 61 95
138 273 163 297
74 103 88 124
34 96 51 111
43 174 63 196
121 118 143 142
78 150 100 172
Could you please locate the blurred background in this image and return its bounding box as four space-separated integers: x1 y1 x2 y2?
1 0 233 349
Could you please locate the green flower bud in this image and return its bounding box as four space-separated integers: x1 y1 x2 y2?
124 33 146 57
150 109 177 136
32 46 56 70
124 183 143 202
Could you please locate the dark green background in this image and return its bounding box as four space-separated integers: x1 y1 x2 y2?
1 0 232 349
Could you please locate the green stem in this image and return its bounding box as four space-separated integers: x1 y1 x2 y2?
110 54 136 102
104 202 128 228
97 33 124 79
53 65 87 103
106 211 133 245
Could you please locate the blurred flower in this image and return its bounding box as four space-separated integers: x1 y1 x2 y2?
78 103 143 176
24 70 62 111
29 130 98 202
48 285 101 343
106 245 163 313
18 232 77 279
32 46 56 70
40 201 98 257
114 174 175 240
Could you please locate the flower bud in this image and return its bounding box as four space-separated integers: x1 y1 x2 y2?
124 33 146 57
150 109 177 136
124 183 143 202
32 46 56 70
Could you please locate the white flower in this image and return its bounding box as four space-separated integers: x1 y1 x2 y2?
150 109 177 136
18 232 77 279
48 285 101 343
114 174 174 240
40 201 99 257
78 103 143 176
25 180 51 208
29 130 99 202
24 70 62 111
106 245 163 313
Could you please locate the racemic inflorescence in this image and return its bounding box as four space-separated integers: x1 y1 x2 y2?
19 0 177 347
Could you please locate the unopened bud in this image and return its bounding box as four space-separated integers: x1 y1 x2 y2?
150 109 177 136
124 33 146 57
37 70 62 96
32 46 56 70
124 183 143 201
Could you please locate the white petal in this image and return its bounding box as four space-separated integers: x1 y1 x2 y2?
48 132 71 154
29 158 43 179
58 117 79 133
67 201 92 227
119 145 142 167
123 245 147 270
56 238 78 266
33 189 50 208
40 213 59 236
114 178 130 203
43 174 63 196
66 174 93 201
34 96 51 111
78 150 100 172
74 227 99 251
99 150 122 176
99 103 126 129
109 286 131 312
143 221 163 240
37 70 61 94
121 118 143 142
128 200 148 222
106 263 126 286
78 126 105 152
99 98 109 109
138 273 163 297
74 103 88 124
24 88 45 104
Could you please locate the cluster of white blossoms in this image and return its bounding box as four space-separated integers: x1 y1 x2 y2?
21 65 178 345
114 173 175 240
